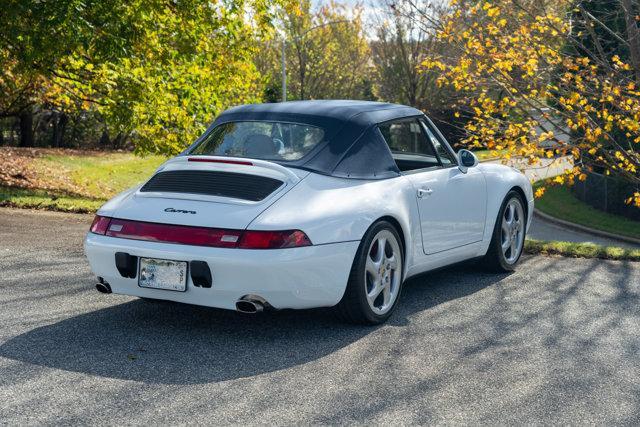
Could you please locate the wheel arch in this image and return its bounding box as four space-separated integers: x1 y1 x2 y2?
376 215 407 258
508 185 529 221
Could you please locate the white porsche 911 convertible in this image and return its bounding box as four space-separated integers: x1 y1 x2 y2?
85 100 533 324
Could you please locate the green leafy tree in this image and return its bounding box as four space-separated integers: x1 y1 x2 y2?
258 0 374 101
0 0 293 154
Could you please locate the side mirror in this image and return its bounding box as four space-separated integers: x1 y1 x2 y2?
457 149 478 173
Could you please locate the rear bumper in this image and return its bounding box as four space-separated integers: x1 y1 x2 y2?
84 234 360 310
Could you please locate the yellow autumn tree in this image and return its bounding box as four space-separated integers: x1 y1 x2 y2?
419 0 640 206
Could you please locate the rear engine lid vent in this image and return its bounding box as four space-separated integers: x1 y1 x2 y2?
140 170 284 202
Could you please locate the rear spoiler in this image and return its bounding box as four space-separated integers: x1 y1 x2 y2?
155 156 302 185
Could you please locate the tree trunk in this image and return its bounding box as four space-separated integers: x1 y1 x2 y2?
113 132 124 149
99 129 110 148
11 120 18 145
51 112 59 148
621 0 640 82
18 108 34 147
59 113 68 147
51 113 68 148
296 44 306 100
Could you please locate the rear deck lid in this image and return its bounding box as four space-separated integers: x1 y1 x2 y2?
109 156 307 230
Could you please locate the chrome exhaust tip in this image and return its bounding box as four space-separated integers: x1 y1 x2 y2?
235 300 263 313
96 278 112 294
235 295 269 313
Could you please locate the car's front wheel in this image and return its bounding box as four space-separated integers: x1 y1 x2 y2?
484 190 526 272
335 221 404 325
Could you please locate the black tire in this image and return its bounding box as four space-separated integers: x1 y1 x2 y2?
334 220 404 325
483 190 526 272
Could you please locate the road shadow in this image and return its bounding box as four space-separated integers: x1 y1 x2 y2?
0 262 509 385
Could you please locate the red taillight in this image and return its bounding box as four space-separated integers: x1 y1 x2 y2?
97 217 312 249
105 219 242 248
238 230 312 249
90 216 111 235
188 157 253 166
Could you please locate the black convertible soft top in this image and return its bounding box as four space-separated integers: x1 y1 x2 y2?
186 100 426 179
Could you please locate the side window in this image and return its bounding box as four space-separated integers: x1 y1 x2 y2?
421 119 457 166
379 119 436 156
378 118 440 172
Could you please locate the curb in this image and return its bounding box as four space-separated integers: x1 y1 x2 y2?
533 209 640 246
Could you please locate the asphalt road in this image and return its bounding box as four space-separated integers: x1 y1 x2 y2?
1 208 640 425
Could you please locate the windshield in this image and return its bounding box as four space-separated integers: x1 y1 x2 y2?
190 121 325 161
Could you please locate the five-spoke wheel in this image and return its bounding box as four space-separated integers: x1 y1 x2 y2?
364 229 402 316
501 197 525 265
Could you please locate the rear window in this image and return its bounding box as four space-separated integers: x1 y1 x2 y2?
190 121 325 161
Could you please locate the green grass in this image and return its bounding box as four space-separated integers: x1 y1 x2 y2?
535 184 640 240
525 239 640 261
0 151 166 213
0 186 103 213
35 152 166 199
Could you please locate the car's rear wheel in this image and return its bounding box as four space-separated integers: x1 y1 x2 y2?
335 221 404 325
483 190 526 272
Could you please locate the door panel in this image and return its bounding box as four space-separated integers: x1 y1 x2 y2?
375 115 487 255
406 167 487 254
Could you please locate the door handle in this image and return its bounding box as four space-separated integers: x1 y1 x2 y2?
417 188 433 198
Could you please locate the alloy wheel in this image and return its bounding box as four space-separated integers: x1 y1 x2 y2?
501 198 525 264
364 229 402 315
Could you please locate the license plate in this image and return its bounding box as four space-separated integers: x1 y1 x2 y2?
138 258 187 292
